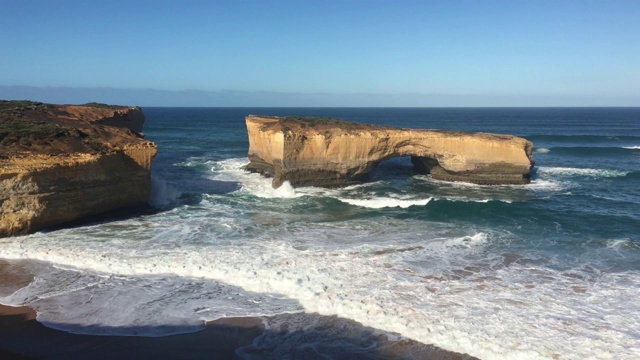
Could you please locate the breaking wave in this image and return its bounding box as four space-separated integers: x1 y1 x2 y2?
337 196 432 209
536 167 629 178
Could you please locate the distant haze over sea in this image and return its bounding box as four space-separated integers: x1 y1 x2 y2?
1 86 638 107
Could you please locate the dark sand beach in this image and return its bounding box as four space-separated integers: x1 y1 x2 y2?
0 264 476 360
0 303 261 359
0 304 477 360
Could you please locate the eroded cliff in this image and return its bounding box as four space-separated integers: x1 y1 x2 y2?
0 101 157 237
245 115 534 188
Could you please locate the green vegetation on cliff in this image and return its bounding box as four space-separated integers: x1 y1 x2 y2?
280 115 401 132
1 101 57 147
281 116 336 127
0 100 104 153
83 102 128 110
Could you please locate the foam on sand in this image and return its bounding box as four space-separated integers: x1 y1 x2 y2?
3 156 639 359
2 222 640 360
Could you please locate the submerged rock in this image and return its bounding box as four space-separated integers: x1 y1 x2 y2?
245 115 534 188
0 101 157 237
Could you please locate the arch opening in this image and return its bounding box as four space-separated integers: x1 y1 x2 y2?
410 156 440 175
366 155 441 183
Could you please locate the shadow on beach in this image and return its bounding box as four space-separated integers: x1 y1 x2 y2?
0 304 478 360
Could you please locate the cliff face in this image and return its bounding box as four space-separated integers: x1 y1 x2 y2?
0 101 157 237
245 115 534 188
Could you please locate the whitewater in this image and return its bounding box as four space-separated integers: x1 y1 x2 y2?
1 107 639 360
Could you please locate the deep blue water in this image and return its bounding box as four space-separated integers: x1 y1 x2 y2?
1 107 639 359
146 107 640 254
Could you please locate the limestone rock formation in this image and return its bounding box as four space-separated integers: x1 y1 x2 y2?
0 101 157 237
245 115 534 188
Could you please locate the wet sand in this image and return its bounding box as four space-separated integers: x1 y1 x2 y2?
0 304 263 359
0 262 477 359
0 304 478 360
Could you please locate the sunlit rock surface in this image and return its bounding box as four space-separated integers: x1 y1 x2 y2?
245 115 533 188
0 101 157 237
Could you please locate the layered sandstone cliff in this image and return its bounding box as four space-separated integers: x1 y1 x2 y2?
245 115 533 188
0 101 157 237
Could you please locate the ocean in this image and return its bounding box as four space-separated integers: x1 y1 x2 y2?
1 107 639 359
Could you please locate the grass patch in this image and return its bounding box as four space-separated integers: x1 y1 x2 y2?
279 115 400 132
83 102 124 109
0 100 43 112
0 101 106 151
1 117 78 147
0 102 62 146
281 116 337 127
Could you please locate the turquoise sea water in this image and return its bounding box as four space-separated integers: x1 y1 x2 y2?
1 108 639 359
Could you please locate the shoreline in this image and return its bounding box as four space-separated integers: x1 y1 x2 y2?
0 303 477 359
0 303 262 360
0 259 478 359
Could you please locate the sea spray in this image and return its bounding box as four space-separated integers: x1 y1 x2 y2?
150 176 182 207
337 196 433 209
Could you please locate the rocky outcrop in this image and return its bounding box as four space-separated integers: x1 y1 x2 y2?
245 115 534 188
0 101 157 237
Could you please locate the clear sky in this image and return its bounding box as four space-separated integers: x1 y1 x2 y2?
1 0 639 106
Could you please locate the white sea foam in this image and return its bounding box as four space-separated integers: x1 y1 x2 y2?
177 157 219 168
212 158 555 204
337 196 432 209
535 147 550 153
623 146 640 149
416 174 557 191
210 158 421 204
440 196 514 204
2 220 640 360
441 232 488 248
3 157 640 359
605 238 639 250
607 239 629 249
208 158 251 183
209 158 300 199
536 167 629 178
1 263 301 336
273 181 297 198
245 180 299 199
416 175 487 188
417 174 563 193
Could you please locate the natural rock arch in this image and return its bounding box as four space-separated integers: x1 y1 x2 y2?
245 115 534 188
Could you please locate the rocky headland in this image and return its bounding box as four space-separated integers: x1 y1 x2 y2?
245 115 534 188
0 100 157 237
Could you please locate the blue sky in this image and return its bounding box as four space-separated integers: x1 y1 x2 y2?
1 0 638 106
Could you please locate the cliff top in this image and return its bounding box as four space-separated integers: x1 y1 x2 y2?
247 114 401 133
246 114 518 141
0 100 148 160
